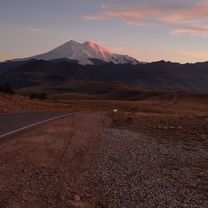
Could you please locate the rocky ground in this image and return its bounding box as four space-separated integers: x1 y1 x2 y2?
83 128 208 207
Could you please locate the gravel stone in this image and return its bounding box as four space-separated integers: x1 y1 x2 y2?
81 128 208 208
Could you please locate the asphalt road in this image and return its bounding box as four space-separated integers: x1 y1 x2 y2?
0 112 74 138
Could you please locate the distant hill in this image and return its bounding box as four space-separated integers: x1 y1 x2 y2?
0 59 207 92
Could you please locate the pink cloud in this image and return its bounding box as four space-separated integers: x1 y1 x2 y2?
83 3 208 38
170 27 208 38
83 11 144 21
108 11 144 20
160 4 208 25
28 27 42 32
83 8 159 26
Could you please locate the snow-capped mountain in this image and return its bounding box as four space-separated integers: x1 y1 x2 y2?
16 40 139 65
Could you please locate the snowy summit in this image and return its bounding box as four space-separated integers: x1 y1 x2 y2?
16 40 139 65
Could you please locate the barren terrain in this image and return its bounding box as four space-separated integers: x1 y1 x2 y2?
0 92 207 207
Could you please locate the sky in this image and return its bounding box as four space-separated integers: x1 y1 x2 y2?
1 0 208 63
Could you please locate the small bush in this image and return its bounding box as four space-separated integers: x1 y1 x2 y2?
30 93 38 99
30 92 47 100
0 84 14 95
38 93 47 100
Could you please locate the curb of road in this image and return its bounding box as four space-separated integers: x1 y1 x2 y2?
0 112 87 139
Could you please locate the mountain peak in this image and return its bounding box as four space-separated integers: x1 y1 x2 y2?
64 40 98 47
59 40 81 47
15 40 139 65
66 40 80 45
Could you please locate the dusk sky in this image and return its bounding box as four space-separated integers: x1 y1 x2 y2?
1 0 208 63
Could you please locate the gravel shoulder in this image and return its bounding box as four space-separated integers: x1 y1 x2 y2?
82 128 208 208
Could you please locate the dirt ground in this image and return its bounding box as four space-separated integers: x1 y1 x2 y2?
0 93 208 207
0 113 109 208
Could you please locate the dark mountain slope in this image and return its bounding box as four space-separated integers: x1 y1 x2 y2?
0 60 207 91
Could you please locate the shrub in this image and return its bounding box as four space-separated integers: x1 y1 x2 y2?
30 92 47 100
0 84 14 95
30 93 38 99
38 93 47 100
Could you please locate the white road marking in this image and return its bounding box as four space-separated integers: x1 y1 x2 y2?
0 112 78 139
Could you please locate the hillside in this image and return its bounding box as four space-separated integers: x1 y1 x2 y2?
0 93 71 113
0 60 208 92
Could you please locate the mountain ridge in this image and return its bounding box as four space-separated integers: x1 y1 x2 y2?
1 59 208 92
